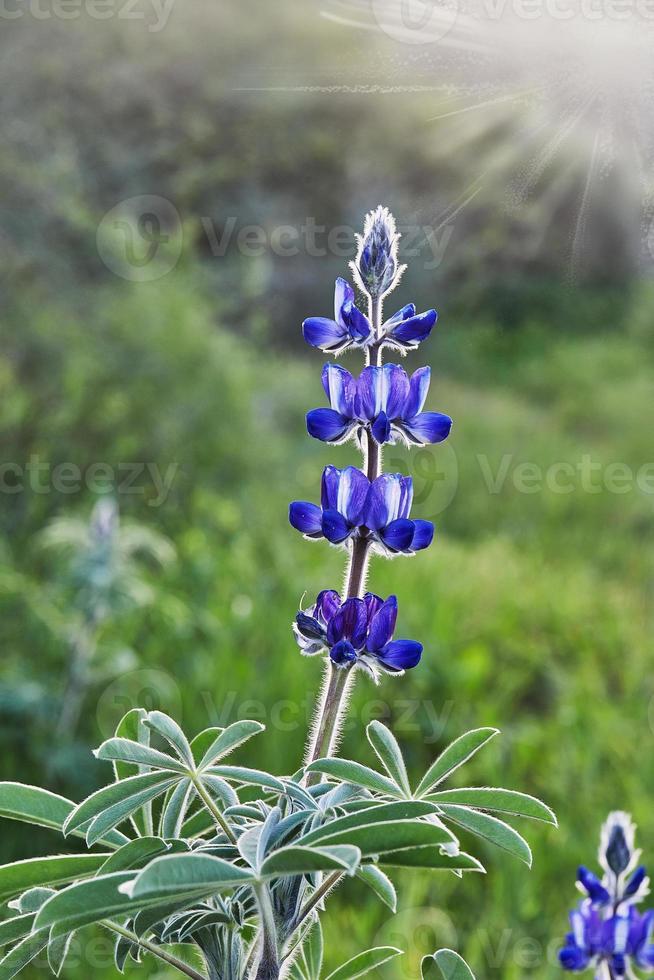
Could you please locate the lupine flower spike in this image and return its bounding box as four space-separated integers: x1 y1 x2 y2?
291 204 451 757
559 812 654 978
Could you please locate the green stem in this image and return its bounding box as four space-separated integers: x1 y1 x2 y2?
287 871 342 943
103 920 207 980
192 776 238 845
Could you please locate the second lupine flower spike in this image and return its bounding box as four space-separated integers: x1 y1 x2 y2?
559 812 654 977
307 363 452 447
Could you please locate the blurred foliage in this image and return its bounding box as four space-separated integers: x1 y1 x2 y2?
1 1 654 977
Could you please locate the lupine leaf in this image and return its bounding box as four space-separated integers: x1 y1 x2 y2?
301 819 456 856
111 709 153 838
99 838 171 875
8 887 55 913
63 771 177 838
197 721 265 769
438 805 532 866
84 778 179 846
324 946 403 980
143 712 194 767
427 788 556 825
356 865 397 911
126 853 253 902
95 738 188 774
298 801 445 847
260 844 361 877
304 918 323 980
366 722 410 795
47 927 74 977
34 872 152 933
0 855 110 904
415 729 500 797
160 780 194 838
207 765 285 794
304 759 402 798
0 783 126 848
200 774 239 809
0 931 48 979
422 950 476 980
0 914 36 946
378 848 484 872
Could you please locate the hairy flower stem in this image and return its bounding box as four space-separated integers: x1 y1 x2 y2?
304 293 385 777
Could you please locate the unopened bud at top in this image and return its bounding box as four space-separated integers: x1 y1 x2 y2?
351 205 406 300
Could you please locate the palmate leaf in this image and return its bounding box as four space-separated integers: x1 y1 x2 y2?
290 918 323 980
259 844 361 878
98 837 173 875
196 721 265 769
415 729 500 798
207 766 285 794
437 805 533 866
0 855 110 904
124 853 253 903
95 738 188 774
422 950 476 980
304 759 401 798
298 801 456 855
33 872 158 935
111 709 154 838
427 788 557 825
63 771 178 844
356 865 397 912
143 712 195 768
377 848 484 872
0 914 37 946
0 783 126 849
0 932 49 980
324 947 403 980
366 722 411 796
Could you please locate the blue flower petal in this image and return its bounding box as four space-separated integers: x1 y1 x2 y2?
328 597 367 648
295 612 325 641
321 508 352 544
306 408 353 443
357 366 381 420
315 589 342 623
289 501 323 537
365 474 413 529
387 309 437 349
410 520 434 551
404 366 431 418
340 467 370 524
379 518 415 553
303 317 347 351
321 363 358 416
404 412 452 445
383 364 410 418
577 866 611 906
376 639 422 671
334 277 355 320
371 411 391 444
366 595 398 652
330 638 357 666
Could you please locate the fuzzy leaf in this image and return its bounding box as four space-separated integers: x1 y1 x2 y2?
95 738 188 774
366 722 410 795
299 801 448 850
0 932 48 979
356 865 397 911
427 788 556 825
143 712 194 767
0 783 126 849
160 780 194 839
208 765 285 794
0 855 110 904
415 729 499 797
302 819 456 857
99 838 171 875
324 946 403 980
126 853 253 902
85 778 179 846
63 771 177 839
197 721 265 769
378 848 484 872
438 805 532 866
0 915 36 946
422 950 476 980
34 873 153 933
260 844 361 878
111 709 153 837
304 759 401 798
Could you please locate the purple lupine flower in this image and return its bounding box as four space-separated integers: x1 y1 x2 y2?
293 590 422 678
559 813 653 977
380 303 438 353
289 466 434 556
302 278 371 355
306 363 452 447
